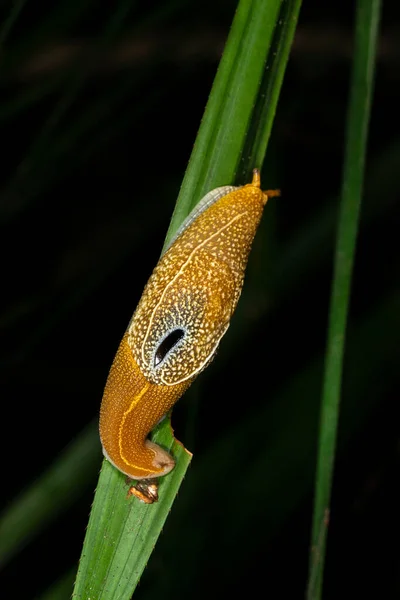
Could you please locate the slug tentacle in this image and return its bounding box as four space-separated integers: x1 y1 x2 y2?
99 169 277 486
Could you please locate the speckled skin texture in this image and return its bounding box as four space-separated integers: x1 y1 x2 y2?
99 171 268 480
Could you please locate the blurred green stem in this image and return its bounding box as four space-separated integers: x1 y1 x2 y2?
307 1 381 598
0 0 28 46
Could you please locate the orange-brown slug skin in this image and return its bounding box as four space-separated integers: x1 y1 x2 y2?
99 333 191 479
99 169 275 480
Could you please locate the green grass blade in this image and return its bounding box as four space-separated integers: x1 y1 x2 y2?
0 0 29 46
73 2 301 598
307 1 382 598
74 421 191 600
163 0 282 247
36 570 76 600
239 0 302 183
0 423 101 567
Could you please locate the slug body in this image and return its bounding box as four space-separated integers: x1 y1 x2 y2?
99 169 273 481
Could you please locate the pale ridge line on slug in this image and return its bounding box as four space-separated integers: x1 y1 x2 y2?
99 170 273 494
163 185 238 254
118 382 151 470
138 211 246 373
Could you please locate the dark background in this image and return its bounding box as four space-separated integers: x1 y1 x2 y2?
0 1 399 598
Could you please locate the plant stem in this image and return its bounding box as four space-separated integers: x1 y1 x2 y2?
307 1 382 597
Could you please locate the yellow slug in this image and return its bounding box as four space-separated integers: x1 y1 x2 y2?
99 169 278 484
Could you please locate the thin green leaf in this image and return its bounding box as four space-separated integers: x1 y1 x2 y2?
73 420 191 600
164 0 283 248
307 1 382 598
0 0 29 46
0 424 101 567
239 0 302 183
74 1 301 598
36 569 76 600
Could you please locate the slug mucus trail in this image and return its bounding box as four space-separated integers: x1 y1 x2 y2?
99 169 279 503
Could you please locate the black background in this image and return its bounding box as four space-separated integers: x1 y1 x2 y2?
0 1 399 598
